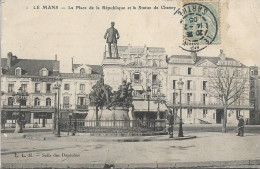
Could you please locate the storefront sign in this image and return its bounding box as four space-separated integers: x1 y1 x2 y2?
31 78 56 82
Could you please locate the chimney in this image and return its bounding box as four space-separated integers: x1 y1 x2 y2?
219 49 226 61
72 57 74 73
190 46 197 63
55 54 57 61
7 52 13 68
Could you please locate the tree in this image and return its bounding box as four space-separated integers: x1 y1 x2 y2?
206 66 249 133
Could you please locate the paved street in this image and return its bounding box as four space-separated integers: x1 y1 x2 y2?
1 130 260 168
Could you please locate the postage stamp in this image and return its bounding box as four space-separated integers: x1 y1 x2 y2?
177 0 220 52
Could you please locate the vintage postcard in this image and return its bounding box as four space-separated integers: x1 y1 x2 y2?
1 0 260 168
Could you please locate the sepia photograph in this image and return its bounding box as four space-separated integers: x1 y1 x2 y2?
1 0 260 168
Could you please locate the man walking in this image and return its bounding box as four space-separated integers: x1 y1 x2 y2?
237 115 245 136
104 22 120 58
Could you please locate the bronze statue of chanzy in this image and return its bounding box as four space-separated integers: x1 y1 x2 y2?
104 22 120 58
89 80 133 110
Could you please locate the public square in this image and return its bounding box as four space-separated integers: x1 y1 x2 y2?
1 125 260 168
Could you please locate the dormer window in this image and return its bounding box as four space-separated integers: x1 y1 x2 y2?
40 68 49 76
80 68 86 75
15 67 22 76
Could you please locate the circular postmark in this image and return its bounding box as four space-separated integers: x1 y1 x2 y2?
178 2 219 52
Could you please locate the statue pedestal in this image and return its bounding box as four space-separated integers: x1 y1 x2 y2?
155 119 167 131
102 59 124 91
100 107 129 121
86 106 130 127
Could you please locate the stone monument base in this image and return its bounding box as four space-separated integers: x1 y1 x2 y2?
86 106 130 127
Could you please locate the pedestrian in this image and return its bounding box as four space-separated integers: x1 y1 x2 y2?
237 115 245 136
168 114 174 138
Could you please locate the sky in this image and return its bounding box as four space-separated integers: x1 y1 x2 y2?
1 0 260 72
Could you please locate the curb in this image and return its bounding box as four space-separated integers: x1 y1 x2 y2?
2 160 260 168
23 134 196 142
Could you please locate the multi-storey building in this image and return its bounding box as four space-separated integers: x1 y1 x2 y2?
102 45 168 120
1 48 254 127
249 66 260 124
167 50 252 124
1 52 60 128
58 62 102 119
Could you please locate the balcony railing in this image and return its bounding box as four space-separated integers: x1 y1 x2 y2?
76 105 88 110
2 105 54 109
31 106 54 109
62 104 72 109
168 101 254 109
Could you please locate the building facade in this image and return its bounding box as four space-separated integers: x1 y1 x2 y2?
1 52 60 128
1 47 254 128
167 50 252 124
1 53 102 128
249 66 260 124
102 45 168 120
58 63 102 119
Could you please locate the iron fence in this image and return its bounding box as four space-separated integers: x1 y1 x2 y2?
59 119 165 133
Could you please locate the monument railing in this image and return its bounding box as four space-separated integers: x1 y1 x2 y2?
59 119 165 133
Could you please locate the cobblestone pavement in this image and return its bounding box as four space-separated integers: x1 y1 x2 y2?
1 131 260 168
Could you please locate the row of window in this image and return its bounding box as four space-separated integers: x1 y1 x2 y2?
132 73 159 84
172 80 207 90
7 83 88 93
63 96 88 105
171 67 194 75
7 96 89 106
183 109 208 118
7 97 52 106
64 84 86 91
172 93 208 104
14 67 92 77
15 67 49 76
7 83 52 93
171 67 245 77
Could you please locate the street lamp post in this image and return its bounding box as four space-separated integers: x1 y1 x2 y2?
68 112 72 136
156 89 161 120
74 113 77 136
13 87 28 133
53 76 62 137
177 78 184 137
146 86 151 121
220 89 227 133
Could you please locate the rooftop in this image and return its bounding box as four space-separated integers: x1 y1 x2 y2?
72 64 103 74
1 58 60 76
169 54 246 67
116 46 166 54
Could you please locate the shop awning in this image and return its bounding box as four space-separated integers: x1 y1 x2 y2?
73 110 88 114
133 100 168 112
